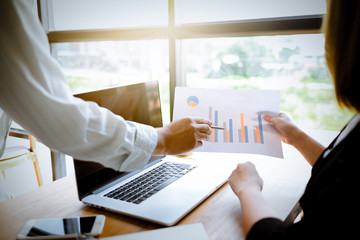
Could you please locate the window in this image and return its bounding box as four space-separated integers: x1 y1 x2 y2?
180 34 353 130
43 0 168 31
175 0 326 24
41 0 353 130
51 40 170 123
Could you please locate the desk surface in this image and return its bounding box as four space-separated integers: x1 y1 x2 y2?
0 131 337 240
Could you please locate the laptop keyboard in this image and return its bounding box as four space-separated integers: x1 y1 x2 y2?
104 162 197 204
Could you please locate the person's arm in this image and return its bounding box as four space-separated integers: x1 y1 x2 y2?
263 113 325 166
228 162 280 236
229 159 354 240
0 0 211 171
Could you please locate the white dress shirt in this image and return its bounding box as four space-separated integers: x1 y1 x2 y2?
0 0 158 171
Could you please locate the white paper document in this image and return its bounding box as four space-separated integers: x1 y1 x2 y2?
100 223 210 240
173 88 283 158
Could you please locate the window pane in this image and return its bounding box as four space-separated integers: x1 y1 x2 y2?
47 0 168 31
52 40 171 123
175 0 326 25
180 34 353 131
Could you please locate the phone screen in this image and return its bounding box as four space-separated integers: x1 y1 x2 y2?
26 216 96 237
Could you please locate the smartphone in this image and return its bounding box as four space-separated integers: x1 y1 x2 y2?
17 215 105 239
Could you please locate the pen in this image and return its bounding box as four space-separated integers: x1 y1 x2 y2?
210 126 225 130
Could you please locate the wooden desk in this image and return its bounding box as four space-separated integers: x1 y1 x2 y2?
0 131 337 240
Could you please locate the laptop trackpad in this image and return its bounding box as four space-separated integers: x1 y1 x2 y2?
137 171 223 222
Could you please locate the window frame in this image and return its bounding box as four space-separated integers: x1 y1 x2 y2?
39 0 324 119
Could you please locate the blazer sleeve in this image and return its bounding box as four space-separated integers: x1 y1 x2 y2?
247 218 287 240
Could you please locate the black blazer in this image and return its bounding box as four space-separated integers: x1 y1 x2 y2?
247 120 360 240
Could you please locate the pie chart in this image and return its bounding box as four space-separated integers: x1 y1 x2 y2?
187 96 199 107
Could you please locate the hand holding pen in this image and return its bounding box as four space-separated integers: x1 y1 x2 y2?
210 126 225 130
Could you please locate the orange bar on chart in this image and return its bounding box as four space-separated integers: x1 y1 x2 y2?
211 124 215 142
240 113 245 143
226 130 230 143
256 126 261 144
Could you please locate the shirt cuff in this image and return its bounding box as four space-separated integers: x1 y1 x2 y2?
118 121 158 171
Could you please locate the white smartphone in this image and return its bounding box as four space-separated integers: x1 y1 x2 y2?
17 215 105 239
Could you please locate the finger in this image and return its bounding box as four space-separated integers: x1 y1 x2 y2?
278 112 287 118
197 124 212 134
194 140 203 148
263 114 276 123
264 114 284 125
244 161 255 168
194 117 212 126
235 163 243 172
196 132 210 140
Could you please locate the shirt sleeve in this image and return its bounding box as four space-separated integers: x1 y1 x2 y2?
0 0 158 171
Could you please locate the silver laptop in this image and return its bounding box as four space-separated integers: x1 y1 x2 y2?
73 81 229 226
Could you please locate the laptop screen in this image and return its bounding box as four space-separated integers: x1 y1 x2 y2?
73 81 163 199
74 81 163 128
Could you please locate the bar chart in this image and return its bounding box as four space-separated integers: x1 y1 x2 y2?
173 87 283 158
209 107 264 144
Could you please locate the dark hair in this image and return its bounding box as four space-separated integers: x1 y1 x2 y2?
324 0 360 112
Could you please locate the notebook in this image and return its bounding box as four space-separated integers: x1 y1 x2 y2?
100 223 210 240
73 81 230 226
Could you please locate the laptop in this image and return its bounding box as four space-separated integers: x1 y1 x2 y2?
73 81 230 226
